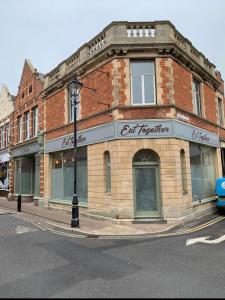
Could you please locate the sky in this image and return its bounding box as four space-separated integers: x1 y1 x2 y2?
0 0 225 95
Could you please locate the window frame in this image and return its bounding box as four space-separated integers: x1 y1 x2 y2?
130 60 156 106
18 116 22 143
104 151 111 193
69 92 80 123
32 106 39 137
24 111 30 140
218 97 224 127
192 79 202 117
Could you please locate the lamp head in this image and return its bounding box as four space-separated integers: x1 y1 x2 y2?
68 79 83 98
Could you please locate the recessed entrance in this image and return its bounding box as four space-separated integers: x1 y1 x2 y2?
133 149 161 218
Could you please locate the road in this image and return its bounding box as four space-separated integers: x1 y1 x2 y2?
0 209 225 298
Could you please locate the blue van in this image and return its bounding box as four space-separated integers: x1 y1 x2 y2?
215 178 225 209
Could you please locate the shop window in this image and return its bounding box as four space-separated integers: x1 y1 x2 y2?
131 61 155 105
180 149 187 194
0 162 9 190
52 152 63 200
104 151 111 193
190 143 216 201
34 156 40 196
192 79 202 117
51 147 87 203
15 158 35 194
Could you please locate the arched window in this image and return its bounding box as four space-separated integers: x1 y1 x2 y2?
180 149 187 194
133 149 159 165
104 151 111 193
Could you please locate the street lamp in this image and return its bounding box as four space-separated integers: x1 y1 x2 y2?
68 79 83 228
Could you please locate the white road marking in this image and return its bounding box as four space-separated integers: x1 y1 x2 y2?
186 234 225 246
16 225 38 235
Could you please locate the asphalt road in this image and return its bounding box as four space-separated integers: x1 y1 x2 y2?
1 210 225 298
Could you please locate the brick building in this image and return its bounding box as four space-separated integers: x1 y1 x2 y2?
0 84 14 197
14 21 225 223
8 59 44 204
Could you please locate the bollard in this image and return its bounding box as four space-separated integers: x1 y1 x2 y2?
17 195 21 212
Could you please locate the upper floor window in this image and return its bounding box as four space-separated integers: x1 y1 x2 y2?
32 106 38 137
18 116 22 143
29 84 33 94
131 61 155 105
218 97 224 127
69 93 80 122
0 127 4 149
5 123 10 146
192 79 202 116
21 91 25 99
25 112 30 140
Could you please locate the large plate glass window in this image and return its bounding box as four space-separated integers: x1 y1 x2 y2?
51 147 87 204
190 143 216 202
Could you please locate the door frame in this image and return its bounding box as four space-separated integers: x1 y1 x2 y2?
133 164 161 218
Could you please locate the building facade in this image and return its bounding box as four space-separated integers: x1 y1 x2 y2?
9 59 44 204
0 84 14 197
8 21 225 224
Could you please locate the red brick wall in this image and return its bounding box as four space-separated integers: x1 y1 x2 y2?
160 58 172 105
203 83 217 124
11 61 43 145
45 89 65 130
173 60 193 112
80 61 114 117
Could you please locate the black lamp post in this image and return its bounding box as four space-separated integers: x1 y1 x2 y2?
68 79 83 228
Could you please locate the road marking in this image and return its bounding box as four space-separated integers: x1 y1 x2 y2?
16 225 38 235
186 234 225 246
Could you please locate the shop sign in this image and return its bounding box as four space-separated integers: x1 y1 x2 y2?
117 121 173 138
0 150 9 162
45 123 115 153
175 121 219 147
45 119 220 153
61 135 86 148
11 142 40 158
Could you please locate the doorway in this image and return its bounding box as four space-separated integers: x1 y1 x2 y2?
133 149 161 218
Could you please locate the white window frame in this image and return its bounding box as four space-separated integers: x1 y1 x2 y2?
218 97 224 127
69 93 80 123
32 106 38 137
0 127 3 149
131 61 156 106
192 79 202 116
18 116 22 143
25 112 30 140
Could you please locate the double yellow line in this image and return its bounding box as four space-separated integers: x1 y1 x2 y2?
154 215 225 238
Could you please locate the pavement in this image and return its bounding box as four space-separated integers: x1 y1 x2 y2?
0 197 183 237
0 197 222 238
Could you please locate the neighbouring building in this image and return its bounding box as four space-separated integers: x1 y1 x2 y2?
30 21 225 223
0 84 14 197
8 59 44 204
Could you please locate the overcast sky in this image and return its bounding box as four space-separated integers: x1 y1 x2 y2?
0 0 224 95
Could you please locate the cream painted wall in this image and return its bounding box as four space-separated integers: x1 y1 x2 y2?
0 84 14 122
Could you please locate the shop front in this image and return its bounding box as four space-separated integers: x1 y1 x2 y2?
0 149 10 197
45 120 220 222
51 147 88 205
11 142 40 202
